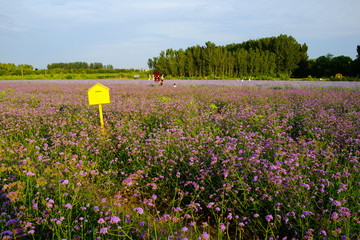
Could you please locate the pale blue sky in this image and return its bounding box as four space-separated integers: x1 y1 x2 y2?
1 0 359 69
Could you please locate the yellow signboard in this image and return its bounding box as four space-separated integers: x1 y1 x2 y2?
88 83 110 105
88 83 110 133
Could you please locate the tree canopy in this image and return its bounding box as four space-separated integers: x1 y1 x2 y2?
149 35 308 78
47 62 114 70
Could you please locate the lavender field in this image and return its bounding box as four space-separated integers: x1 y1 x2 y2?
1 82 360 239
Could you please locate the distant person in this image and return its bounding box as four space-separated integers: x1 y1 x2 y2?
173 83 177 88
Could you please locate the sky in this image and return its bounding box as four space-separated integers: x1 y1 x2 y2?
1 0 359 69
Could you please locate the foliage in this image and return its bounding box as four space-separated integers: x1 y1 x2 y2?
295 46 360 79
149 35 307 78
0 66 152 80
47 62 114 70
1 83 360 239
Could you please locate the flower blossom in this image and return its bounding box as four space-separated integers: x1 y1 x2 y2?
110 216 121 224
134 207 144 215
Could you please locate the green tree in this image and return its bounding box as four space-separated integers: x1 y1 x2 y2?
185 48 195 77
192 45 203 77
156 51 168 75
331 56 352 76
351 45 360 76
166 48 178 77
176 49 186 78
272 34 302 76
147 58 155 69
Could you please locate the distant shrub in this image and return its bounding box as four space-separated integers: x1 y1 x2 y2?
64 74 73 79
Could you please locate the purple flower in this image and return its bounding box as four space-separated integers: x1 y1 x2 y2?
26 171 35 176
303 211 312 216
28 230 35 234
201 232 210 240
220 223 226 232
65 203 72 209
332 201 341 207
182 227 188 232
6 219 17 226
61 179 69 185
265 215 273 222
254 213 259 218
99 227 108 234
98 218 105 224
110 216 121 224
1 230 13 235
318 230 327 236
331 212 339 220
134 207 144 215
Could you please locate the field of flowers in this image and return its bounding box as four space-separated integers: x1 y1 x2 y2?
1 82 360 239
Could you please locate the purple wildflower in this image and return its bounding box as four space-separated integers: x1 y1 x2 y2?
61 179 69 185
331 212 339 220
220 223 226 232
6 219 17 226
1 230 13 235
98 218 105 224
265 215 273 222
99 227 108 234
134 207 144 215
201 232 210 240
110 216 121 224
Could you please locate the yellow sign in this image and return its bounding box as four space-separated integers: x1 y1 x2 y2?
88 83 110 105
88 83 110 133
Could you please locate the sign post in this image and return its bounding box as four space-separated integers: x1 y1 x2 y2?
88 83 110 133
98 104 105 132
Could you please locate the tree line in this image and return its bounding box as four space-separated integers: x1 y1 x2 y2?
297 52 360 78
47 62 114 70
148 35 360 79
0 63 35 76
0 62 139 75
